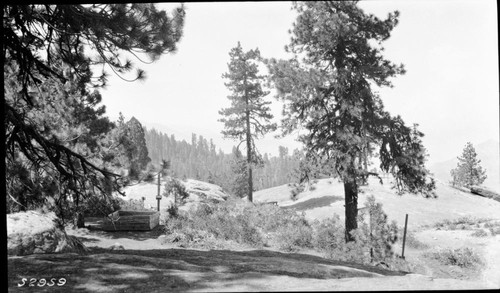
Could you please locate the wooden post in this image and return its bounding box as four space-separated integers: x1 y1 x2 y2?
157 172 161 212
401 214 408 259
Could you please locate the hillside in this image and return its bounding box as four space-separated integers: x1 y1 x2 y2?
430 140 500 193
254 177 500 228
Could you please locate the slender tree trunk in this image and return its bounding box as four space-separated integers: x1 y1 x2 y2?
246 109 253 202
344 179 358 242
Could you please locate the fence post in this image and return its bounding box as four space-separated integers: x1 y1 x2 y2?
401 214 408 259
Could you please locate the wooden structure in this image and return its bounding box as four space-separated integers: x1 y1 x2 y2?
102 210 160 231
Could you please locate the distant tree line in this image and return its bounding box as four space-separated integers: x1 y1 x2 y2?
143 127 306 194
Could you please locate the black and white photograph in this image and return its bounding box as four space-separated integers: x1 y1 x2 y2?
4 1 500 291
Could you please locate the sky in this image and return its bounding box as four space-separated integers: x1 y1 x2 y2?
101 1 499 165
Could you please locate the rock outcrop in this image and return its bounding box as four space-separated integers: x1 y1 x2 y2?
7 211 87 256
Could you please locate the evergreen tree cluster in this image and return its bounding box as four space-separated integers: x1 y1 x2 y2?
144 128 234 191
143 127 306 195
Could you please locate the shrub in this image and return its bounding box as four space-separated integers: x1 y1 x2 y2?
434 216 490 230
275 222 313 252
162 198 316 250
167 204 179 218
81 196 121 217
484 221 500 229
425 247 483 268
116 197 149 211
489 227 500 236
470 229 488 237
311 196 399 265
311 216 344 252
352 196 399 263
290 183 305 200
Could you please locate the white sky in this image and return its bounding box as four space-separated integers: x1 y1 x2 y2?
101 1 499 165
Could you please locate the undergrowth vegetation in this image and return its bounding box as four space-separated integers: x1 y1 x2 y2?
424 247 483 268
433 216 490 230
162 195 410 271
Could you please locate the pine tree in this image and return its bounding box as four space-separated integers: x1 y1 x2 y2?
230 147 250 198
4 4 184 215
219 42 277 202
451 142 487 188
267 1 435 242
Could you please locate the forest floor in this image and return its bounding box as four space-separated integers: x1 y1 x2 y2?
7 178 500 291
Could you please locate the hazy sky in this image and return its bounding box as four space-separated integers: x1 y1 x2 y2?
101 1 499 165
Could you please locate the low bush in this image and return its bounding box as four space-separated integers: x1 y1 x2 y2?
470 229 488 237
484 220 500 229
489 227 500 236
311 196 400 266
434 216 490 230
425 247 483 268
275 222 313 252
116 197 149 211
163 195 404 270
162 198 312 249
81 196 121 217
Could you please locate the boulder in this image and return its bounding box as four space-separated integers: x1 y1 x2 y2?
183 179 230 203
7 211 88 256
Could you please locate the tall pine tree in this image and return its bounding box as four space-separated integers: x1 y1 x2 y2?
267 1 435 242
451 142 487 188
4 4 185 215
219 42 277 202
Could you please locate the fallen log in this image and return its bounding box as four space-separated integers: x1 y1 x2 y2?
470 186 500 202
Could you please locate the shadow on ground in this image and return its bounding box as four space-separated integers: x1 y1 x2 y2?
283 195 343 211
8 248 406 292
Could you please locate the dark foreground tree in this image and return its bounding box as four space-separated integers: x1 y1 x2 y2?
4 4 185 215
267 1 435 242
450 142 487 188
219 42 277 202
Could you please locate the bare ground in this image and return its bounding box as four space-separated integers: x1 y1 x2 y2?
8 221 498 292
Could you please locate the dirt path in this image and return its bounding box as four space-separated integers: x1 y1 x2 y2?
481 235 500 287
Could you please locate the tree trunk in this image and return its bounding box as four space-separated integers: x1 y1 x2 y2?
244 75 253 203
246 111 253 202
344 180 358 242
75 212 85 228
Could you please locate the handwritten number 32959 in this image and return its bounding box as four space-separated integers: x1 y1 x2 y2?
17 278 66 287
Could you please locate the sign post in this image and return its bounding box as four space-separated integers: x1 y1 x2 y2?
156 172 161 211
401 214 408 259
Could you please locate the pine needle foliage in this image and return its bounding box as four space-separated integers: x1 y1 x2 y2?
450 142 487 188
219 42 277 202
266 1 435 241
